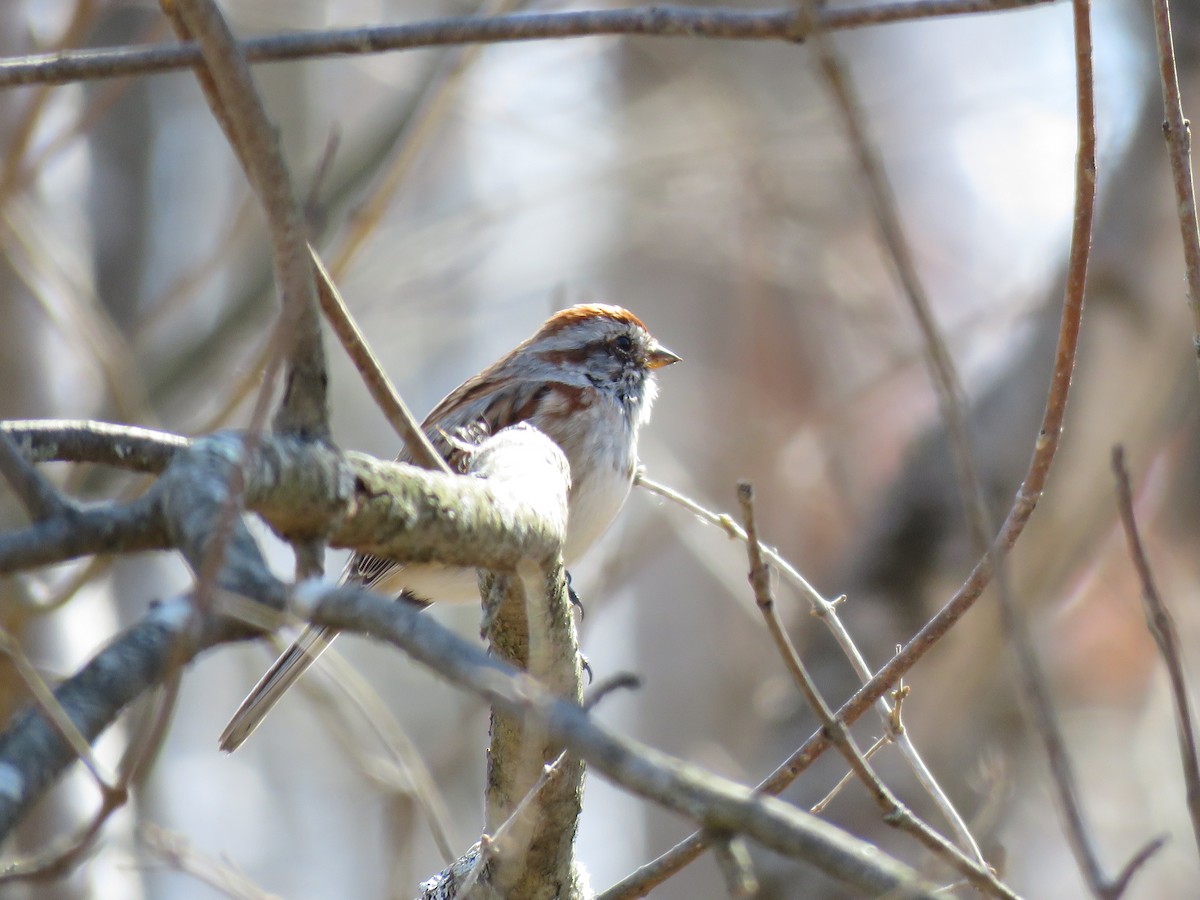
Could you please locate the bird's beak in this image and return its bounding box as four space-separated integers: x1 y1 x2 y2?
647 343 682 370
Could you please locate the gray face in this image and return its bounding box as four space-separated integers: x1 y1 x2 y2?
581 323 654 411
525 309 677 429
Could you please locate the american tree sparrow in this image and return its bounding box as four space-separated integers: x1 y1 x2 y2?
219 303 679 751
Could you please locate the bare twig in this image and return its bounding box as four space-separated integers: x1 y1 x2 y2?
735 484 1013 899
297 643 457 862
310 251 449 473
711 832 759 899
0 785 127 884
0 629 111 789
803 0 999 866
810 733 889 815
970 4 1159 897
1112 445 1200 859
459 750 572 896
168 0 328 442
0 0 99 199
1149 0 1200 378
0 1 1058 90
141 824 281 900
329 0 525 280
605 0 1101 889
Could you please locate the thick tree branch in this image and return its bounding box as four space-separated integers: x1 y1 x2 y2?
0 425 569 838
478 563 585 899
0 498 169 575
304 583 940 898
0 426 568 576
0 422 938 897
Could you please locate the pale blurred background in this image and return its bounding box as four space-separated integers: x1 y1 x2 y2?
3 0 1200 897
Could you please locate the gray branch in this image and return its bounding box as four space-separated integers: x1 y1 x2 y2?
0 422 937 896
0 420 188 473
310 584 939 898
0 1 1056 89
0 423 567 576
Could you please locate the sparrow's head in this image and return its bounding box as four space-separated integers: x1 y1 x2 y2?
529 304 680 421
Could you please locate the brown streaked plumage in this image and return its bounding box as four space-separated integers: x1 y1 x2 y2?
219 303 678 752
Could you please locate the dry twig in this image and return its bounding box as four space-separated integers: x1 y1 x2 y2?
0 1 1058 90
1111 446 1200 859
736 483 1013 899
1149 0 1200 378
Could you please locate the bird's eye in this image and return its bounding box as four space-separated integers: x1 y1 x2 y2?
612 334 634 357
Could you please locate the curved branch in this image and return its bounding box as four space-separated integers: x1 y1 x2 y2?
0 423 938 897
0 420 188 472
306 584 940 898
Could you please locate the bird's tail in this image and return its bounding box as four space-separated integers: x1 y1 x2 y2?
218 624 338 753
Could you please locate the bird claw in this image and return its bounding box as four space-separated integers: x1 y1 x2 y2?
580 653 593 684
566 570 584 621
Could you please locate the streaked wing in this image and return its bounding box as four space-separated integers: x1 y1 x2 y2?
345 373 551 596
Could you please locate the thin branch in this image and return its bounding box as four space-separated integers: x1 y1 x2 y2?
804 0 996 867
1149 0 1200 378
810 733 890 815
1112 445 1200 859
0 1 1057 89
0 595 224 841
736 484 1013 899
0 0 99 200
0 429 75 520
458 750 572 896
0 629 112 790
310 251 449 473
169 0 328 442
160 0 326 668
0 784 128 884
304 644 458 862
605 0 1099 888
327 0 527 280
307 582 941 898
970 4 1157 898
630 475 973 884
0 427 938 898
710 832 759 899
141 824 281 900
